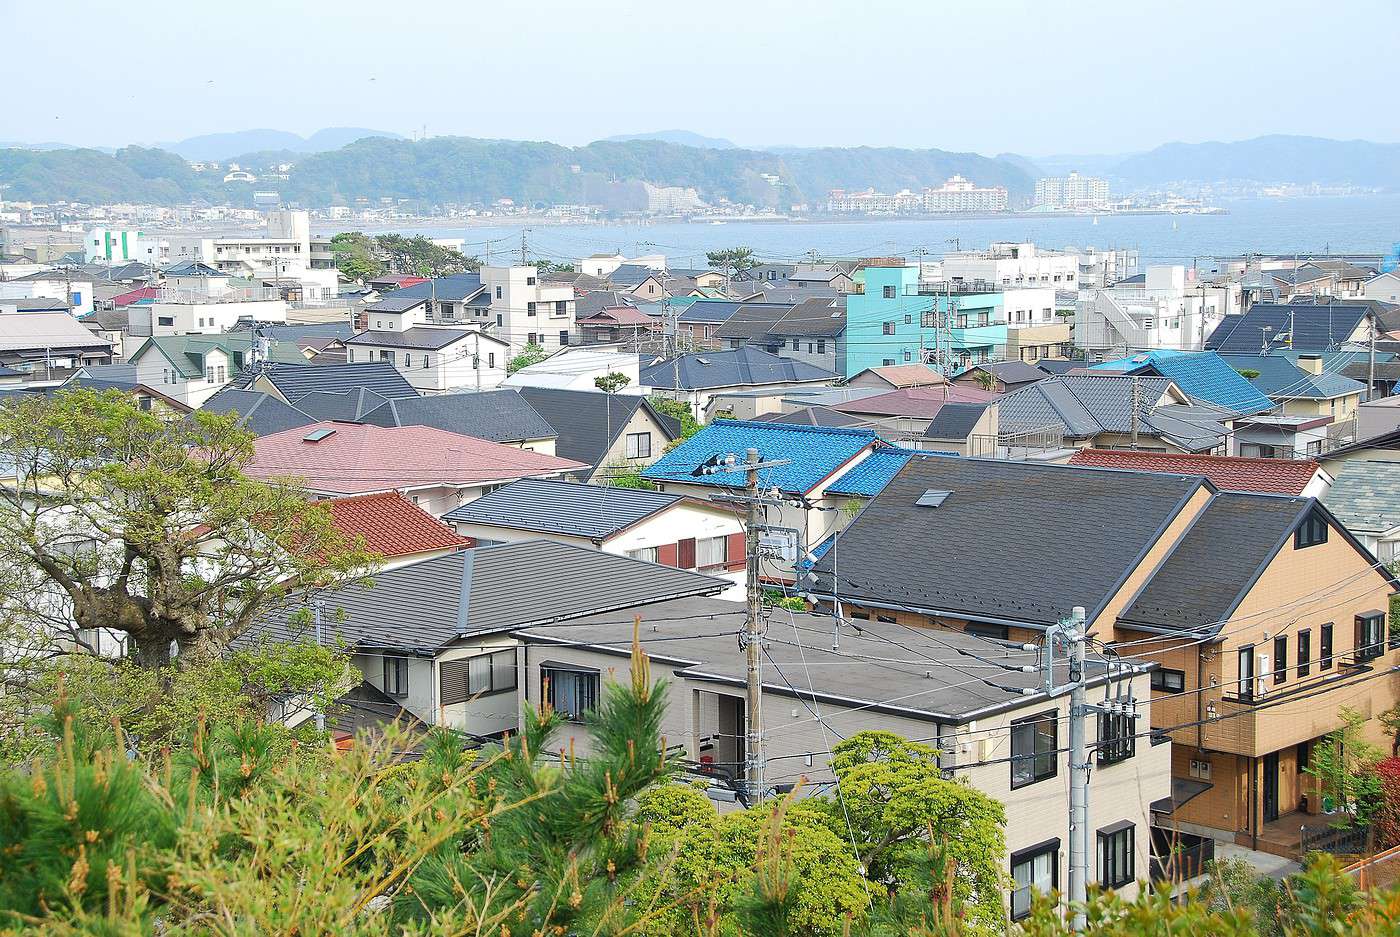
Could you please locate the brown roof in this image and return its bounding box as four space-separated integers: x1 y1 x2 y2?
325 492 467 558
834 385 1000 419
1067 448 1323 495
857 364 948 388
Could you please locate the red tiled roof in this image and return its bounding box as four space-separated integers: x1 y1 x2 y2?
372 275 428 287
835 385 999 419
111 286 159 306
1067 448 1322 495
578 306 658 326
325 492 466 558
247 422 587 494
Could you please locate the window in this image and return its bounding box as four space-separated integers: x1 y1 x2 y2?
1011 840 1058 921
379 350 395 363
403 354 413 368
1011 711 1057 788
1237 645 1256 700
526 276 536 286
1295 511 1328 549
348 350 355 363
882 321 895 335
1097 823 1134 889
696 536 727 569
628 546 659 563
205 367 215 382
1321 623 1334 670
555 300 567 314
903 314 912 325
965 623 1009 641
882 285 895 299
439 649 517 705
816 340 826 354
625 432 652 459
383 657 409 698
527 302 537 316
527 333 538 346
544 665 600 721
1097 712 1135 765
495 286 502 299
488 353 496 368
1274 634 1288 685
1298 630 1312 678
1151 668 1185 693
903 350 913 362
559 330 570 346
882 358 895 367
157 316 175 327
1357 612 1385 661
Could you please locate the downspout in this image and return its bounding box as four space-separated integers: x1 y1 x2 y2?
1251 755 1259 850
1197 648 1205 750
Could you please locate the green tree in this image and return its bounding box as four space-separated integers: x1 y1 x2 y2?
648 394 703 439
706 246 761 280
328 231 384 282
1306 706 1384 824
506 342 549 375
970 369 996 392
0 390 376 667
372 233 477 277
594 371 631 394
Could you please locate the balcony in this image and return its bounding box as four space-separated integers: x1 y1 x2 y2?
1200 665 1380 758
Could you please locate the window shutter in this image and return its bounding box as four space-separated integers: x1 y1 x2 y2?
726 533 746 571
440 659 470 705
678 538 697 569
658 543 678 567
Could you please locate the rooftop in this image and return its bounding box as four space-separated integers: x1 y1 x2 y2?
1323 460 1400 534
850 363 948 388
230 359 417 403
1218 353 1367 401
442 478 689 540
515 387 680 478
200 389 317 437
325 492 467 559
1206 303 1371 355
1090 350 1275 415
1068 449 1323 495
362 389 558 445
833 385 1000 419
824 446 925 497
639 347 838 390
643 419 879 494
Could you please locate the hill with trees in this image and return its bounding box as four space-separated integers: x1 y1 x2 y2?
1110 134 1400 187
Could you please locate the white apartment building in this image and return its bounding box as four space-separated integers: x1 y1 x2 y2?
942 242 1080 290
1034 172 1110 210
161 210 313 278
578 253 667 279
346 295 510 393
0 276 94 314
826 188 923 213
1074 247 1141 290
129 299 288 338
84 227 159 265
480 265 576 353
1001 287 1059 328
1074 265 1242 357
922 175 1009 213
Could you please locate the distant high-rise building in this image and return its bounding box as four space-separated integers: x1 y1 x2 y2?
1034 171 1110 210
922 175 1008 213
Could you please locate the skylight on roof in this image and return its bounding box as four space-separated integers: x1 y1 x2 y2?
916 489 951 508
303 427 337 443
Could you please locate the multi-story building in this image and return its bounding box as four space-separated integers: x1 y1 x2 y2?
825 189 923 213
1075 265 1241 358
921 175 1009 213
479 265 576 354
845 265 1009 375
161 210 313 278
942 242 1080 290
1034 171 1110 210
84 227 159 266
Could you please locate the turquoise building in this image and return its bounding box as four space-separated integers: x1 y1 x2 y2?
844 265 1008 377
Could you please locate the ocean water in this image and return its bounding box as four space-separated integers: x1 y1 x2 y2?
373 195 1400 268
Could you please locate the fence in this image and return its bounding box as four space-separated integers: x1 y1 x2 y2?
1149 835 1214 883
1301 822 1371 857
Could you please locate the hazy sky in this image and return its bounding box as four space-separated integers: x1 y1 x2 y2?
5 0 1398 156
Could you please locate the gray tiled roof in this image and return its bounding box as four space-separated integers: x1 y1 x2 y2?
1207 303 1370 355
294 388 395 422
200 389 317 437
230 360 418 403
516 387 681 477
807 455 1208 629
1324 460 1400 534
753 405 865 428
962 360 1047 386
254 539 727 652
391 273 485 303
923 402 989 440
364 295 428 313
443 478 685 539
640 347 837 390
765 298 846 338
1118 493 1314 633
344 328 473 350
713 303 797 341
999 374 1229 451
362 390 558 444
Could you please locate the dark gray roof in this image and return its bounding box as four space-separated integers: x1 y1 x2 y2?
254 539 727 652
392 273 485 303
678 301 743 324
521 596 1130 724
923 402 989 440
575 290 642 317
999 374 1229 451
243 322 355 343
230 360 418 403
713 303 795 341
361 390 558 444
344 328 473 350
516 387 681 478
294 388 395 422
1118 493 1315 634
807 456 1208 629
201 389 317 437
962 360 1047 387
1 297 69 312
1323 460 1400 534
753 405 865 428
765 298 847 337
364 295 428 313
1206 303 1371 355
443 478 686 539
608 264 661 286
640 347 838 390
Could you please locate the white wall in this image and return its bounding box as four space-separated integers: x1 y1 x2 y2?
145 299 287 336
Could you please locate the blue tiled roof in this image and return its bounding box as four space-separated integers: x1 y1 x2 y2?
641 420 879 494
826 447 923 497
1091 349 1274 415
1218 353 1367 400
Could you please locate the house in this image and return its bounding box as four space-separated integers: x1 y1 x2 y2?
999 373 1234 454
1073 265 1238 356
385 273 494 327
752 406 867 429
1088 350 1275 416
676 300 745 345
515 387 681 480
1322 461 1400 564
228 360 418 406
321 491 467 570
442 479 745 595
951 360 1047 395
346 293 510 393
576 305 661 345
831 386 1000 426
366 274 428 293
518 594 1168 915
251 540 726 737
244 421 586 517
846 363 948 390
1068 449 1332 497
787 268 856 293
805 454 1400 860
477 265 577 353
639 347 839 421
714 298 848 374
200 389 318 437
503 348 647 394
355 389 559 452
1206 303 1373 356
1219 353 1367 431
0 312 114 374
127 333 308 407
642 420 899 578
606 263 670 299
1363 271 1400 305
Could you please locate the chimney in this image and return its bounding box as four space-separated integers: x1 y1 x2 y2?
1298 354 1324 375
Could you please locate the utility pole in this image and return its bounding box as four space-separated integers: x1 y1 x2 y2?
697 448 791 805
1369 310 1378 401
519 229 529 266
1065 607 1089 933
313 599 326 732
1129 375 1140 449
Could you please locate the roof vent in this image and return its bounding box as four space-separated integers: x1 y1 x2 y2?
303 427 337 443
915 489 951 508
696 357 711 365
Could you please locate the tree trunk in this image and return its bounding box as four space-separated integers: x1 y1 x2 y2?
130 629 177 668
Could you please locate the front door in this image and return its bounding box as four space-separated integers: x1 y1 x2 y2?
1263 752 1280 823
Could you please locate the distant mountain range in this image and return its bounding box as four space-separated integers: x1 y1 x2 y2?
2 132 1398 209
601 130 738 149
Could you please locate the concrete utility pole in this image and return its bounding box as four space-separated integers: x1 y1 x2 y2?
1065 607 1089 933
1369 310 1378 401
1129 375 1140 449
